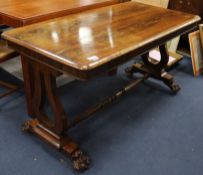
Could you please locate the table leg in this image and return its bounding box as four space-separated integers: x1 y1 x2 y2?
21 58 90 171
21 56 35 116
125 44 181 93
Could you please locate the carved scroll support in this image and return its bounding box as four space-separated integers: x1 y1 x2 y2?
21 56 90 171
125 44 181 93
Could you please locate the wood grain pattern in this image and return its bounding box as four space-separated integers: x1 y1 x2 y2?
0 0 120 27
3 2 200 79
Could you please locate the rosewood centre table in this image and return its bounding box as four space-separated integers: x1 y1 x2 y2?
2 1 200 171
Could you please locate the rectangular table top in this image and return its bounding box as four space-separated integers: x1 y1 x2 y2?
0 0 120 27
2 1 200 79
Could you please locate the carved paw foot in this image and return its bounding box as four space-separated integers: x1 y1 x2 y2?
71 150 90 171
170 83 181 93
21 121 31 132
164 80 181 93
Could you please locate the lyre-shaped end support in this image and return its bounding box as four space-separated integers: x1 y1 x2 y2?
125 44 181 93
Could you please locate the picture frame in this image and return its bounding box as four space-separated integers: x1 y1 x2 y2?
199 24 203 52
189 30 203 77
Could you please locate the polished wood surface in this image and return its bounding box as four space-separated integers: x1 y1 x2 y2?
3 2 200 79
0 0 120 27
